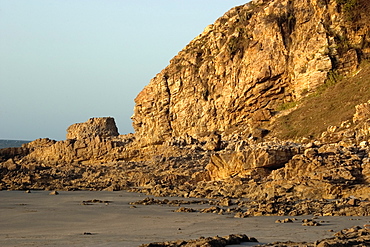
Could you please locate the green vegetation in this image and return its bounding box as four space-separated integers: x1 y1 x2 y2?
335 0 370 23
227 36 240 55
333 34 352 55
308 71 343 98
276 101 297 111
270 62 370 140
175 64 184 71
336 0 357 22
336 0 357 12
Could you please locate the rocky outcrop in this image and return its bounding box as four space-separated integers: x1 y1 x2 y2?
132 195 370 217
193 127 370 200
353 100 370 124
206 142 302 180
0 118 136 169
132 0 370 145
66 117 119 140
258 225 370 246
139 234 257 247
2 99 370 200
139 224 370 247
266 142 370 199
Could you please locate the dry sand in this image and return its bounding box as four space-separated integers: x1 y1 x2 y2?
1 190 369 247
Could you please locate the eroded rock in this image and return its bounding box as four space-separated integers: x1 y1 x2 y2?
139 234 257 247
66 117 119 140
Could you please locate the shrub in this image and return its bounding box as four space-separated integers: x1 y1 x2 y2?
276 101 297 111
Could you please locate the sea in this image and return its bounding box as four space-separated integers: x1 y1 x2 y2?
0 139 31 149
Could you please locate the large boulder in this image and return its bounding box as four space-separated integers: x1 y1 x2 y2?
66 117 119 140
206 143 302 180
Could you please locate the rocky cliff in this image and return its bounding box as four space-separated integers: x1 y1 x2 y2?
132 0 370 145
2 0 370 215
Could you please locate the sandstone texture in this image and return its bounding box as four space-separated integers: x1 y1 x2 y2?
66 117 119 140
132 0 370 146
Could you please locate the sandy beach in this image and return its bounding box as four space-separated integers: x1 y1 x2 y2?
1 190 369 247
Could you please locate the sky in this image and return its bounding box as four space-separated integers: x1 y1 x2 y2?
0 0 249 141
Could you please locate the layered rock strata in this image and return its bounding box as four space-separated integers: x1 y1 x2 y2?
66 117 119 140
206 143 302 180
132 0 370 145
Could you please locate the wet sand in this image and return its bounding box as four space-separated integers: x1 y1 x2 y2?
1 190 369 247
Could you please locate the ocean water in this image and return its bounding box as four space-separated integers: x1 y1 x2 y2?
0 139 30 149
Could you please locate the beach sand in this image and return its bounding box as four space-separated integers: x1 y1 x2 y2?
1 190 369 246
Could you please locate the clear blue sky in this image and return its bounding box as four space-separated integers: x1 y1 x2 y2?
0 0 249 141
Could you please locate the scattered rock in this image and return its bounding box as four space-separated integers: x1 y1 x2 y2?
258 225 370 246
302 219 321 226
82 199 111 204
138 234 257 247
275 218 296 223
174 207 197 213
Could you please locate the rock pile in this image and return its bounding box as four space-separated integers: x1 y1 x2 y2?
258 225 370 246
130 196 370 217
138 234 257 247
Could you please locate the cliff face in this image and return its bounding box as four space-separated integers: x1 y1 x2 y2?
132 0 370 145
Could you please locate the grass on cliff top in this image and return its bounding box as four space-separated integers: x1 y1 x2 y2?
271 62 370 140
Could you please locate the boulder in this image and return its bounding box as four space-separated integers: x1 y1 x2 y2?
66 117 119 140
1 159 19 171
353 100 370 124
206 143 301 180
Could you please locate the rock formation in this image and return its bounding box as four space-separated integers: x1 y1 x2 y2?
136 225 370 247
1 0 370 220
66 117 119 140
132 0 370 145
139 234 257 247
2 99 370 202
256 225 370 246
206 143 302 180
